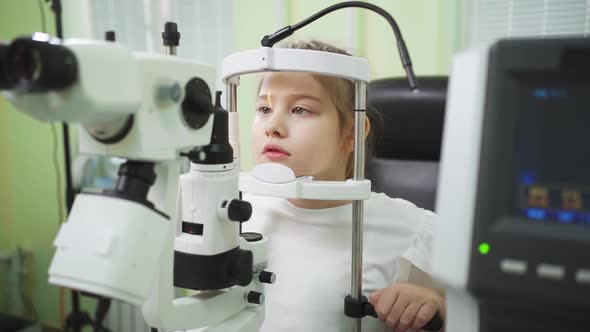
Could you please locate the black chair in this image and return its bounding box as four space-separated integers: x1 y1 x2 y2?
366 76 448 211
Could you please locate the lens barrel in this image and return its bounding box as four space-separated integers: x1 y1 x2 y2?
5 36 78 92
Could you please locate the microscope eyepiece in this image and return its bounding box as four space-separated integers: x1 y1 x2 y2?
5 35 78 92
11 43 42 82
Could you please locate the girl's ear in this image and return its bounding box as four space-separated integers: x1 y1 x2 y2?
345 124 355 152
345 117 371 152
365 117 371 140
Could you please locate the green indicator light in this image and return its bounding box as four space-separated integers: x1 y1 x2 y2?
478 242 490 255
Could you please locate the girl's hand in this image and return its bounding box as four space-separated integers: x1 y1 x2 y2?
368 282 445 332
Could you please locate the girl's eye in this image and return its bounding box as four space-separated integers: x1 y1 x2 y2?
257 106 272 115
292 107 310 115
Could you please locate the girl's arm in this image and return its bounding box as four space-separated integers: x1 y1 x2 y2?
369 259 446 332
399 257 445 295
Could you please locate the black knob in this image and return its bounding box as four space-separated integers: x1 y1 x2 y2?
228 199 252 222
181 77 213 129
245 291 264 305
117 161 156 185
105 31 116 42
162 21 180 46
258 271 276 284
241 232 263 242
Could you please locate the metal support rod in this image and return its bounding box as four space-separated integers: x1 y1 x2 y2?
353 81 367 181
227 83 240 160
227 83 237 113
166 46 177 56
226 82 241 234
350 81 367 332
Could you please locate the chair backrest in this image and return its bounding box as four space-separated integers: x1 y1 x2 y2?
366 76 448 211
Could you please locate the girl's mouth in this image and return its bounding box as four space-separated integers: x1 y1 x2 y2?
263 144 290 160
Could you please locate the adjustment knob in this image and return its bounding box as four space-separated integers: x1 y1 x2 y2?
227 199 252 222
241 232 263 242
245 291 264 305
162 21 180 46
258 271 276 284
105 31 116 42
181 77 213 129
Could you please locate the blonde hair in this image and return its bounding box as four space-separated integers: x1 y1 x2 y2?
278 40 378 179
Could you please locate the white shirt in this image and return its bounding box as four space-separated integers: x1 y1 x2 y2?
242 192 435 332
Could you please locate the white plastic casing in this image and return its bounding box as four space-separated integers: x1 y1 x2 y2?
48 194 170 305
143 160 268 331
432 44 491 289
6 38 142 123
240 173 371 200
175 163 240 256
240 236 268 272
5 38 216 161
239 163 371 200
221 47 370 84
79 52 216 161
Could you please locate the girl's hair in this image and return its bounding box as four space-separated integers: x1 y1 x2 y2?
281 40 381 179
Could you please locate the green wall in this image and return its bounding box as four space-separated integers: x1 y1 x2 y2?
0 0 63 326
0 0 460 328
363 0 458 78
0 0 91 329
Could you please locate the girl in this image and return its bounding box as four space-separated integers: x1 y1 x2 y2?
242 40 445 332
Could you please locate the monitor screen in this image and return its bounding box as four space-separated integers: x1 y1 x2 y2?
513 75 590 225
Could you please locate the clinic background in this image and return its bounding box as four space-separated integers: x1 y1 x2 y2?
1 0 588 329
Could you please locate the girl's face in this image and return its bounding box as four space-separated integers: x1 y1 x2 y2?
252 72 351 181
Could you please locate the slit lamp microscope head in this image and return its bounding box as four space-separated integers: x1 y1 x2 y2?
0 27 215 306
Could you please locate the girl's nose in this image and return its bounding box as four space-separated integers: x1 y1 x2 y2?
264 113 287 138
